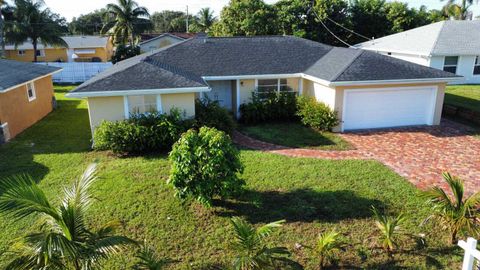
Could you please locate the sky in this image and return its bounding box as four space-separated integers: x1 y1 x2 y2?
9 0 480 22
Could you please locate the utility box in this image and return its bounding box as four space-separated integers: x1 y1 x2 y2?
0 123 11 144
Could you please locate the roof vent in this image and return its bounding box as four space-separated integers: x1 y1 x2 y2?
195 32 208 43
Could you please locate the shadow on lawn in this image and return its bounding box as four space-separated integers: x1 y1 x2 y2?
213 188 384 223
0 98 90 183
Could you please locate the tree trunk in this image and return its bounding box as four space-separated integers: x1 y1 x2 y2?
33 40 37 62
0 7 4 59
451 230 457 245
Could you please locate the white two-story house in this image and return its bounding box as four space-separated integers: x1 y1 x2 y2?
355 20 480 84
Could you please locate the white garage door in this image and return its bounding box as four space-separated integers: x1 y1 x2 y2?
342 86 437 131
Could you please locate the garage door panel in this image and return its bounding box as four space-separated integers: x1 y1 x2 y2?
343 87 436 131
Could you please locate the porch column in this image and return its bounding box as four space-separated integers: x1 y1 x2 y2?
123 96 129 119
298 78 303 95
236 79 241 119
156 94 163 113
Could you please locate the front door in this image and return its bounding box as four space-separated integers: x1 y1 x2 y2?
204 80 233 110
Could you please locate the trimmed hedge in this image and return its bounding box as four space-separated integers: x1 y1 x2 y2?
195 98 236 134
93 109 189 154
239 92 297 124
296 96 339 131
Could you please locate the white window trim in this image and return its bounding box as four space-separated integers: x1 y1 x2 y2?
443 56 459 73
123 94 163 119
474 56 480 75
254 78 297 94
26 82 36 102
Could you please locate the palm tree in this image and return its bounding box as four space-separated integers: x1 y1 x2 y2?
441 0 478 19
196 8 216 32
133 242 171 270
102 0 149 45
371 206 406 255
230 217 302 270
0 163 136 269
311 230 343 270
5 0 67 62
423 172 480 244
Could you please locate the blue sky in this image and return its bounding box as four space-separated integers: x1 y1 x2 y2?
11 0 480 22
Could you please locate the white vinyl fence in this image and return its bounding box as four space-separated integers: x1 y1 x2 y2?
459 238 480 270
36 62 113 83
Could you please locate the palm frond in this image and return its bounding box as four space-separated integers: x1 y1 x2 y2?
62 163 97 211
133 242 171 270
0 174 59 220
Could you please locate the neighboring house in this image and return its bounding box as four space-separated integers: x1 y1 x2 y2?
0 60 61 142
139 33 194 53
354 20 480 84
5 36 114 63
67 35 459 134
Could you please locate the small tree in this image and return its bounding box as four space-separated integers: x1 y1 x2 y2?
423 172 480 244
168 127 244 207
371 206 405 255
309 230 343 269
230 217 302 270
0 163 136 269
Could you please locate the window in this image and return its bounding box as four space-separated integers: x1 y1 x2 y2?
36 49 45 57
443 56 458 74
474 56 480 75
18 50 26 56
127 95 157 115
256 78 295 97
26 82 36 101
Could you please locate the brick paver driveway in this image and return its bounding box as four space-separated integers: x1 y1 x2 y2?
234 120 480 193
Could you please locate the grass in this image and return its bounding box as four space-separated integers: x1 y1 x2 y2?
240 122 352 150
0 86 464 269
445 84 480 112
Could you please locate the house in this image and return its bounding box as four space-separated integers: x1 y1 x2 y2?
66 35 459 133
139 33 194 53
0 60 61 142
354 20 480 84
5 36 114 63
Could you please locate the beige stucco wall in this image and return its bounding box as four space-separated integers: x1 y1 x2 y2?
161 93 195 118
87 96 125 131
87 93 196 133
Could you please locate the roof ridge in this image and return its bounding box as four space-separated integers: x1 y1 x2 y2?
329 48 364 81
429 20 446 56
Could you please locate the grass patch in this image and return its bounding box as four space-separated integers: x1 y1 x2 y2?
0 86 463 269
240 122 352 150
445 85 480 112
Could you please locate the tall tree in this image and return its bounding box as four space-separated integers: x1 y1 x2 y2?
0 164 136 269
150 10 189 33
217 0 278 36
102 0 150 45
4 0 68 62
349 0 390 44
69 9 106 35
195 7 216 32
441 0 478 19
0 0 5 58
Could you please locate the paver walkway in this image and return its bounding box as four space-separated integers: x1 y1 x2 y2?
233 120 480 193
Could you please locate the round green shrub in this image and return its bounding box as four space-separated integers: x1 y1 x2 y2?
296 96 339 131
168 127 245 207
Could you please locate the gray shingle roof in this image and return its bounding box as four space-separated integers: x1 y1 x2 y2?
0 60 61 91
71 35 459 94
355 20 480 56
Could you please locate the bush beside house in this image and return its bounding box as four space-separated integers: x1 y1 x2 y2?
296 96 339 131
195 98 236 134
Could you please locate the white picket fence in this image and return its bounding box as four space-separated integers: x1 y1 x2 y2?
35 62 112 83
459 238 480 270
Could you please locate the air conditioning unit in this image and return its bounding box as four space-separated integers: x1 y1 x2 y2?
0 122 11 143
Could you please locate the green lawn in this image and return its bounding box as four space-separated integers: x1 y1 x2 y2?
445 84 480 112
0 86 464 269
240 122 352 150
